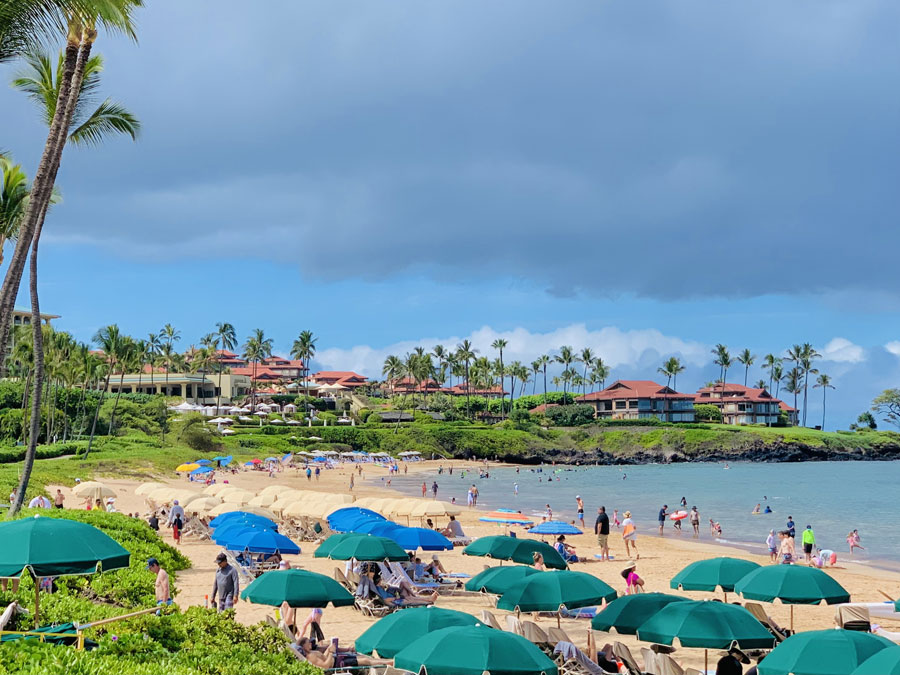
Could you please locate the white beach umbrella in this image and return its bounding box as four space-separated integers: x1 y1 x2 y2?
247 493 279 508
72 481 116 499
409 500 462 518
259 484 292 497
270 418 284 424
184 496 222 513
135 482 167 497
203 483 232 495
221 428 235 435
220 489 256 505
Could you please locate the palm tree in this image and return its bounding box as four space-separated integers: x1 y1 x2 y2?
771 362 784 399
290 330 316 398
214 321 236 409
578 348 595 395
0 4 141 380
508 361 524 405
432 345 448 386
799 343 820 427
736 348 755 387
0 157 29 267
754 379 767 390
82 323 121 459
762 353 779 394
242 328 272 410
107 334 135 433
530 360 541 396
491 338 507 417
455 340 477 419
712 344 732 402
555 346 575 400
144 331 160 391
592 357 611 390
382 355 403 396
782 366 803 425
537 354 550 406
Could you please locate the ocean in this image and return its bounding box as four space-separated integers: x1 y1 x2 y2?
380 460 900 567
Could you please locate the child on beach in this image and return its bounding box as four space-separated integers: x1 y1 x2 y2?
172 513 183 545
847 529 865 554
621 511 638 559
613 509 620 528
766 530 778 562
621 562 644 595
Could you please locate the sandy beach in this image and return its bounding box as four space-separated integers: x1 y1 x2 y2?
50 459 900 671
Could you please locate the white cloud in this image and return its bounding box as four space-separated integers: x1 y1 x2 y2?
820 337 866 363
315 323 709 379
885 341 900 357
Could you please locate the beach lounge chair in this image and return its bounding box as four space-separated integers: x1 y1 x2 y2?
521 620 553 650
333 567 354 593
548 626 575 647
835 605 872 632
554 641 617 675
745 601 792 641
224 551 255 585
181 516 212 541
651 652 685 675
506 614 525 636
612 642 648 675
480 610 504 631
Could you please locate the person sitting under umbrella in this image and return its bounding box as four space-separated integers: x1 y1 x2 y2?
423 554 447 579
440 515 465 538
292 636 390 669
554 535 582 563
716 646 750 675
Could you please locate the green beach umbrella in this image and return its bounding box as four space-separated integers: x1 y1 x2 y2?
734 564 850 630
758 629 894 675
355 607 480 658
591 592 689 635
0 516 131 626
313 532 366 558
326 534 408 561
670 557 761 599
393 624 559 675
463 535 567 569
637 600 775 673
240 569 354 608
852 645 900 675
497 570 617 614
464 565 541 594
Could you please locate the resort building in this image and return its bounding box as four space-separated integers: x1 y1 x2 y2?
444 383 507 399
779 400 799 426
389 377 443 395
576 380 696 422
12 307 60 327
260 356 304 380
105 371 251 404
693 383 784 425
213 349 246 368
310 371 370 390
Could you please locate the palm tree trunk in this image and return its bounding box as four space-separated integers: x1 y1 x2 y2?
543 366 548 407
216 366 223 411
74 378 87 438
822 388 827 430
109 370 125 433
84 371 111 460
61 383 70 441
802 376 809 427
10 236 46 516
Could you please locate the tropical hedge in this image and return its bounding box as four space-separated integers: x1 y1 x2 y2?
0 510 319 675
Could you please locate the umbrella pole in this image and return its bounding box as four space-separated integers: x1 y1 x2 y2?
557 611 561 629
790 605 794 632
724 591 728 603
34 577 40 628
704 650 708 673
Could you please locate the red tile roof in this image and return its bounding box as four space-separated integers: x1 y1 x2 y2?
528 403 559 414
313 371 367 380
230 366 281 380
261 356 304 368
446 384 507 395
694 383 780 404
577 380 691 402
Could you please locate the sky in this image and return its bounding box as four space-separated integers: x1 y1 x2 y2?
2 0 900 430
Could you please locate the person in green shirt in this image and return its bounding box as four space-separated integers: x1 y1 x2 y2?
802 525 816 564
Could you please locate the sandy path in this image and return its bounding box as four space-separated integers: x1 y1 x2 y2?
48 459 900 671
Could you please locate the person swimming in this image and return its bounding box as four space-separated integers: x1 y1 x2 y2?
752 503 761 514
764 505 772 513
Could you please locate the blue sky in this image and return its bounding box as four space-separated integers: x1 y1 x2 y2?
3 1 900 429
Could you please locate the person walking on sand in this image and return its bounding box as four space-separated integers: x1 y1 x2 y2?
622 511 638 559
432 481 438 499
766 529 778 563
658 505 668 535
690 506 700 537
847 529 865 554
471 485 478 506
613 509 621 529
802 525 816 564
779 530 795 564
212 552 240 612
576 496 584 527
306 467 312 481
54 489 64 509
349 474 355 491
594 506 610 561
421 482 427 498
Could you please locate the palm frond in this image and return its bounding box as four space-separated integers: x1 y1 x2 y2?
69 98 140 146
10 49 57 126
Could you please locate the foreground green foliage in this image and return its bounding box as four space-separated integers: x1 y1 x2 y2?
0 511 318 675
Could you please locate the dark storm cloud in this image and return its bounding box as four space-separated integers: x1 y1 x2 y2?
6 0 899 299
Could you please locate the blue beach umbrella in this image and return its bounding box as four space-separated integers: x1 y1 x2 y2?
194 459 213 465
264 457 279 462
213 522 268 545
528 521 583 535
328 507 387 532
190 466 214 475
387 527 453 552
220 529 301 555
353 521 402 537
210 512 278 530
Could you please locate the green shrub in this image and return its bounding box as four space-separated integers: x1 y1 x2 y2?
693 404 723 422
544 404 596 427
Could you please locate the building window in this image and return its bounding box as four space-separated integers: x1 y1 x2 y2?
614 400 627 410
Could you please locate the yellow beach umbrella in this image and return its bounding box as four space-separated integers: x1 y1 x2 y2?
248 493 278 508
175 463 200 472
135 482 166 496
221 489 255 505
258 484 291 497
72 481 117 500
184 496 222 514
409 500 462 518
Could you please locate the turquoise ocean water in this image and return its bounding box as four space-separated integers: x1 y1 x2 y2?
380 461 900 566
